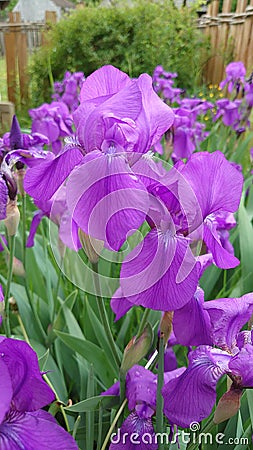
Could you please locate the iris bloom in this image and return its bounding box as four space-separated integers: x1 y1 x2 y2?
24 65 174 251
162 292 253 427
0 115 51 221
29 102 73 154
220 61 246 93
102 364 184 449
0 337 78 449
52 71 85 113
112 151 243 315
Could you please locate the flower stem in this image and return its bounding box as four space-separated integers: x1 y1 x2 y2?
17 312 70 432
21 194 27 263
91 262 121 368
101 398 127 450
21 195 47 342
156 333 165 450
3 234 15 337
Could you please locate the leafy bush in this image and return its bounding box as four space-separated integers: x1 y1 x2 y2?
29 0 209 105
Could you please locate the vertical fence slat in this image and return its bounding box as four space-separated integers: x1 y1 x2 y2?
17 32 28 104
235 0 248 14
212 0 219 17
4 32 16 104
42 11 57 46
222 0 232 14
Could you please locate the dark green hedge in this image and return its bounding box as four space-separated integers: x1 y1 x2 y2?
29 0 209 105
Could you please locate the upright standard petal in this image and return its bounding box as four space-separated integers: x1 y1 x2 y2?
136 74 174 152
162 346 230 428
77 80 142 153
80 65 131 102
67 151 149 251
120 228 199 311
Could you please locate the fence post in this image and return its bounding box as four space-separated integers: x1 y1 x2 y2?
42 11 57 45
4 13 20 104
206 1 220 84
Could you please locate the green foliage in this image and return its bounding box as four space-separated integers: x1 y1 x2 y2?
29 0 209 105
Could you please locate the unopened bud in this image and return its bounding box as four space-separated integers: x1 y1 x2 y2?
9 296 19 314
160 311 174 344
214 388 242 424
78 229 103 264
4 199 20 236
5 253 25 277
120 323 153 374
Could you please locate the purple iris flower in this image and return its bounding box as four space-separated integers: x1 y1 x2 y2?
220 61 246 93
163 343 253 428
111 158 203 311
29 102 73 154
168 104 210 160
111 151 242 317
0 116 51 221
1 115 49 171
0 337 78 449
152 65 182 104
103 364 185 449
163 292 253 427
52 71 85 113
173 289 253 348
24 65 174 251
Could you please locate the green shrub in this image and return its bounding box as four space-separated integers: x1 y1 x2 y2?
29 0 209 105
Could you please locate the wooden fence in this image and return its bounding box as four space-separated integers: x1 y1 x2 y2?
2 1 253 108
199 0 253 84
2 11 56 106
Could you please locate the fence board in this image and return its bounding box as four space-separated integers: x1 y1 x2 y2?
4 31 16 104
235 0 248 13
17 32 28 104
222 0 232 13
2 11 57 107
199 0 253 84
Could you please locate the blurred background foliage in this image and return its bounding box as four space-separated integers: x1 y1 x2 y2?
29 0 210 105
